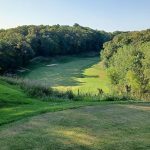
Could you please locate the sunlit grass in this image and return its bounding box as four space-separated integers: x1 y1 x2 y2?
20 55 110 95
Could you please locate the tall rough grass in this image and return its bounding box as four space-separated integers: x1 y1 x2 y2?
0 76 137 102
0 76 76 100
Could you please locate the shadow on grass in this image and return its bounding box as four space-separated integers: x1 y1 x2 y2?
20 56 100 87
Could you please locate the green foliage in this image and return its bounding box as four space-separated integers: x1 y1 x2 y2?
101 29 150 100
0 25 112 73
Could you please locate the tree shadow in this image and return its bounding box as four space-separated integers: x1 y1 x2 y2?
21 56 100 87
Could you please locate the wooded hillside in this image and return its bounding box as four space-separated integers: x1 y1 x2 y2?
101 29 150 99
0 24 112 73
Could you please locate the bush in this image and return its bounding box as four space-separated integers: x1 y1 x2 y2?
66 90 74 99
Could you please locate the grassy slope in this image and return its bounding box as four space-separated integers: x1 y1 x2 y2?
20 55 110 94
0 80 102 126
0 103 150 150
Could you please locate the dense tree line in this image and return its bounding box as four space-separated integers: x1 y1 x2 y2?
0 24 112 73
101 29 150 99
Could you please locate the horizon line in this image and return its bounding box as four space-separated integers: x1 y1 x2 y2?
0 23 150 33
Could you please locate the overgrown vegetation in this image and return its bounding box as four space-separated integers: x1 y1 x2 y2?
0 76 134 102
101 29 150 100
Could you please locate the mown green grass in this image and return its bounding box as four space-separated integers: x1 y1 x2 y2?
73 61 110 94
20 55 110 94
0 103 150 150
0 80 33 106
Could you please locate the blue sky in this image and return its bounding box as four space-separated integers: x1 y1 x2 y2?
0 0 150 31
